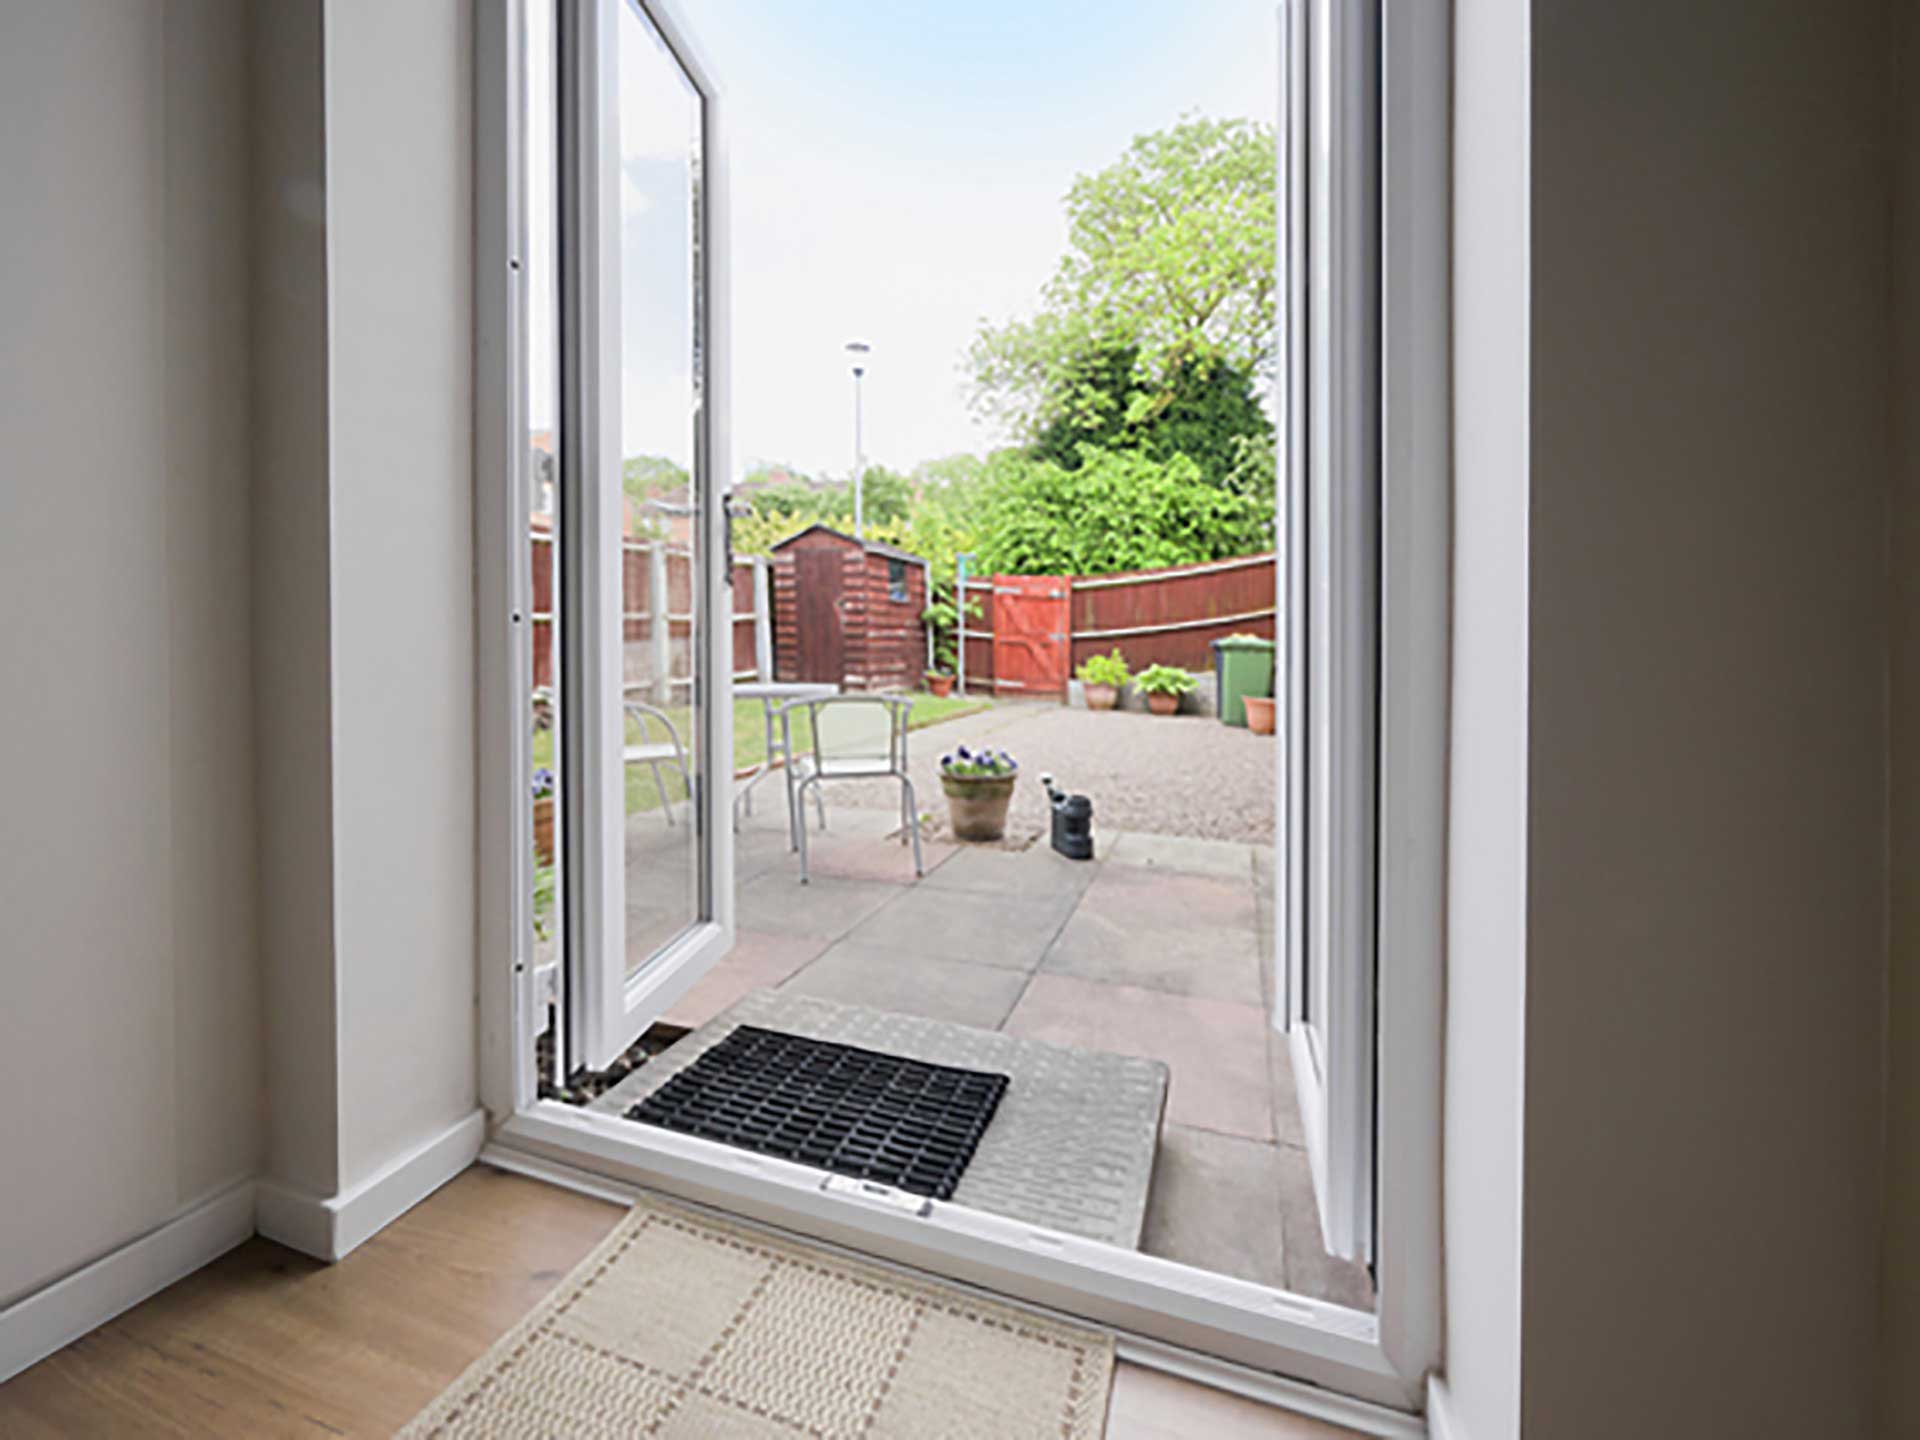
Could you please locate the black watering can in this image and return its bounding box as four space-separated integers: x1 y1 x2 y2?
1039 774 1094 861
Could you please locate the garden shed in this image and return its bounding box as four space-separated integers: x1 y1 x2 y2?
771 524 930 691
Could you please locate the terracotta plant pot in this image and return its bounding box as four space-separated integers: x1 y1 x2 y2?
533 794 555 863
926 671 955 698
1243 695 1277 735
1146 691 1181 717
1084 682 1119 711
940 772 1016 841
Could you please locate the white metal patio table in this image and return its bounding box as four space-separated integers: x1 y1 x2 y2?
733 680 838 832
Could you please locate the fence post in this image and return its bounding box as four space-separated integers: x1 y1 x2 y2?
752 555 773 681
955 552 971 697
648 541 671 705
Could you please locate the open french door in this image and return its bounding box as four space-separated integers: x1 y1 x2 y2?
1280 0 1380 1267
558 0 734 1072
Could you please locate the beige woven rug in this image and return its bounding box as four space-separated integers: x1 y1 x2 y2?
400 1192 1115 1439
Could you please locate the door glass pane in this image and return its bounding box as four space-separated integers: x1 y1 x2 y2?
617 0 705 975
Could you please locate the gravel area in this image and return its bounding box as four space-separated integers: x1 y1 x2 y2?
831 699 1275 845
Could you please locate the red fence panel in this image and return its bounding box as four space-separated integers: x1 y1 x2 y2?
1069 553 1276 675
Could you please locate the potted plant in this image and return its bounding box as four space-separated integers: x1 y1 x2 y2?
1075 649 1130 711
1242 693 1277 735
532 766 556 863
1135 664 1198 717
939 744 1018 841
921 586 980 698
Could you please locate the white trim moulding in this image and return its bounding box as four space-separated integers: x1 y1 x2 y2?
0 1180 256 1384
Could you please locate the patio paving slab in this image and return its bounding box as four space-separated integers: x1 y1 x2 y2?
1255 882 1276 1011
1077 862 1260 930
839 882 1080 971
734 869 900 942
797 830 959 885
1266 1027 1307 1151
781 940 1032 1031
662 928 828 1032
919 843 1101 899
1041 908 1263 1006
1140 1124 1288 1290
1252 842 1278 891
1102 830 1260 882
1275 1140 1376 1310
1003 973 1275 1142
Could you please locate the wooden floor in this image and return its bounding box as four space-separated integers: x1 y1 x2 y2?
0 1166 1363 1439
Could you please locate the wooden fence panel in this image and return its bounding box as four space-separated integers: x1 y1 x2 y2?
1068 553 1276 675
959 577 996 691
527 525 765 696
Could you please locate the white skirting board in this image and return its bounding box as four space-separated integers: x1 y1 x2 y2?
0 1180 256 1384
257 1109 488 1261
1 1110 489 1385
1425 1375 1468 1440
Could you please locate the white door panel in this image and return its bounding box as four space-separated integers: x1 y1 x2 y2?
562 0 734 1072
1281 0 1379 1266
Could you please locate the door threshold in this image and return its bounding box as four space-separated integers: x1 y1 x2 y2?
478 1132 1424 1438
484 1100 1421 1417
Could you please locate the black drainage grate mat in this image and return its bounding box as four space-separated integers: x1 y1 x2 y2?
625 1026 1010 1201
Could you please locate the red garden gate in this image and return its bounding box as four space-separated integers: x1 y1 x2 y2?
990 575 1071 696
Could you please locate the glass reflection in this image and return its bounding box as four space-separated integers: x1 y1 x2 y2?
617 0 705 974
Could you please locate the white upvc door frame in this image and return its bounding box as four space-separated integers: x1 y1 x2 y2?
475 0 1446 1415
1281 0 1379 1266
560 0 736 1072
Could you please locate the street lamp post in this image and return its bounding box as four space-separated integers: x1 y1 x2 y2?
846 340 871 538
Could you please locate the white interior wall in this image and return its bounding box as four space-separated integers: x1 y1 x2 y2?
0 0 261 1307
250 0 481 1225
322 0 478 1196
1446 3 1899 1436
252 0 342 1200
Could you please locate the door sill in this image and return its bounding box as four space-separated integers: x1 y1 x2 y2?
486 1100 1422 1414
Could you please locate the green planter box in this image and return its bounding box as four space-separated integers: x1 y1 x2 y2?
1211 635 1276 727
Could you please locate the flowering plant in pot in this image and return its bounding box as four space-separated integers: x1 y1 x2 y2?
532 766 557 863
939 744 1018 841
1135 664 1198 716
1075 649 1130 711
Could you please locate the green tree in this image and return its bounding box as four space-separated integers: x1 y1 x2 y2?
623 454 688 503
972 447 1271 577
1029 343 1273 490
969 116 1276 442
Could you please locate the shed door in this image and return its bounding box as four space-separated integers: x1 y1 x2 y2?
795 548 846 683
992 575 1070 696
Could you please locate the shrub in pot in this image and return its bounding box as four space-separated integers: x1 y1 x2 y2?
1075 649 1130 711
939 744 1018 841
1135 663 1198 717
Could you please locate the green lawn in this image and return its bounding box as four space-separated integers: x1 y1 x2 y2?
532 691 991 815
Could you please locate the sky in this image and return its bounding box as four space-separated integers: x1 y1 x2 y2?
528 0 1278 482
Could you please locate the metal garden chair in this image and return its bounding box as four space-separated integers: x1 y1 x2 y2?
779 694 923 884
623 697 692 826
